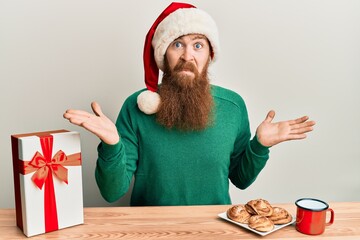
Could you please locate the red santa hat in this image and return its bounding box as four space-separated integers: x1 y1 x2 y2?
137 2 220 114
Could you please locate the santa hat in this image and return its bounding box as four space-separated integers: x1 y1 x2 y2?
137 2 220 114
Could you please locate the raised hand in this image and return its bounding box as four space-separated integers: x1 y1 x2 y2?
256 110 315 147
63 102 119 145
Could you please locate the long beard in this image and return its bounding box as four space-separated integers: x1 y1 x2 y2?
156 58 214 131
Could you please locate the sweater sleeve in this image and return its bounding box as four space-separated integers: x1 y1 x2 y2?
95 96 139 203
228 102 270 190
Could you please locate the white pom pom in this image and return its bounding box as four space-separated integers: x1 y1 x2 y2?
137 90 161 114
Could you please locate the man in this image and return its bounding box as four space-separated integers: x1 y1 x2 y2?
64 3 315 206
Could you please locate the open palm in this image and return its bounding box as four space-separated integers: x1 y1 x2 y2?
256 110 315 147
63 102 119 145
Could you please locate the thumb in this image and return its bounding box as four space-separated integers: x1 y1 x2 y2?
91 101 103 117
264 110 275 123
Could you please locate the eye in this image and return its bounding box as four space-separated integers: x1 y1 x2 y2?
194 43 203 49
174 42 182 48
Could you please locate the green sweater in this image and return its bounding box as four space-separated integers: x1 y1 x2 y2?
95 85 269 206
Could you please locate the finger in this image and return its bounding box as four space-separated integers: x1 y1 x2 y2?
63 112 70 119
288 133 307 140
63 113 91 123
291 116 310 125
64 109 93 118
291 120 316 130
67 116 90 126
287 116 312 127
63 112 80 120
291 126 314 134
264 110 275 123
91 102 103 117
307 120 316 126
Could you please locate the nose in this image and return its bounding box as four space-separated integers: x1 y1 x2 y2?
181 46 194 62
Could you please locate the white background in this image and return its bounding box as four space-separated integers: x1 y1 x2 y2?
1 0 359 208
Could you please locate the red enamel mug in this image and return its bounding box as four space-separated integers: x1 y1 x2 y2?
295 198 334 235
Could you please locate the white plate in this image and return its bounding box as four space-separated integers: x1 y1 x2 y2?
218 212 296 236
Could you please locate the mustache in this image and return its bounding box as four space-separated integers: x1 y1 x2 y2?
173 60 197 74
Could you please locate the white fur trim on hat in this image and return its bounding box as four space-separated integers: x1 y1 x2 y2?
137 90 161 114
152 8 220 71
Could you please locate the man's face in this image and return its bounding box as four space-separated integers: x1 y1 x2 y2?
156 34 213 131
165 34 211 81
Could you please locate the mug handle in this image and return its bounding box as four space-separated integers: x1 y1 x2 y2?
326 208 335 226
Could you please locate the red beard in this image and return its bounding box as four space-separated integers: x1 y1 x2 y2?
156 58 214 131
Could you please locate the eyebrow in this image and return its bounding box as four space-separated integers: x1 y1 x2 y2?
175 34 208 41
190 35 207 41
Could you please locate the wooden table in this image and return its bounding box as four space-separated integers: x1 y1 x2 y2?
1 202 359 239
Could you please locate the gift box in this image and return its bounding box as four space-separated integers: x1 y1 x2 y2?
11 130 84 237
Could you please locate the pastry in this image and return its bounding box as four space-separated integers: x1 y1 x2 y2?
245 199 274 217
248 215 274 232
227 204 251 224
268 207 293 224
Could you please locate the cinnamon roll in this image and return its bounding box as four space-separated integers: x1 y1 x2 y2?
248 215 274 232
268 207 293 224
227 204 251 224
245 199 274 217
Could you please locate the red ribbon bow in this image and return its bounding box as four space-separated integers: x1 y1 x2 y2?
30 149 69 189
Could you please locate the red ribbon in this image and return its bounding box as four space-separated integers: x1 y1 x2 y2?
19 135 81 233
